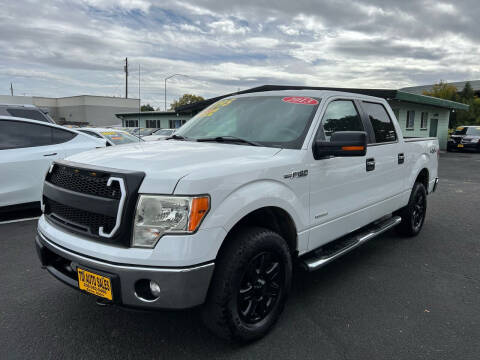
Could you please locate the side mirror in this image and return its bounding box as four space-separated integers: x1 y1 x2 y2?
313 131 367 159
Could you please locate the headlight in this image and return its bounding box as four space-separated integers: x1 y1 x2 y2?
133 195 210 248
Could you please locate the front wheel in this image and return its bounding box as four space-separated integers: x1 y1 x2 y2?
395 182 427 237
202 227 292 342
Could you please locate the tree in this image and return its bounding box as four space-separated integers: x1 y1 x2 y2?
460 82 475 102
170 94 205 110
141 104 155 112
422 81 459 102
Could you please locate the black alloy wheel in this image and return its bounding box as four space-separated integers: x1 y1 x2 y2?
237 251 284 324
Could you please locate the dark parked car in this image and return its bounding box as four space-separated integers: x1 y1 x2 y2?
0 104 55 123
447 126 480 152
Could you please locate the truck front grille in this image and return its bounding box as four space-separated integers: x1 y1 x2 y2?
42 162 145 245
49 165 121 200
46 199 116 235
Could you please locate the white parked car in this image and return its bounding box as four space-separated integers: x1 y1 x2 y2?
142 128 175 141
0 116 106 211
77 127 142 146
36 90 439 341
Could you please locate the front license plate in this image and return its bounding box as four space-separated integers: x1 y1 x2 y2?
77 268 113 300
458 144 464 148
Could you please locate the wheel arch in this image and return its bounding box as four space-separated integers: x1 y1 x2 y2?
415 168 429 191
216 206 298 260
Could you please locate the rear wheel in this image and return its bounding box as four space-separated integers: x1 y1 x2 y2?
395 182 427 237
202 227 292 342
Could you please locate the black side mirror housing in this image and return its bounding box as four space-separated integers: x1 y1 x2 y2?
313 131 367 159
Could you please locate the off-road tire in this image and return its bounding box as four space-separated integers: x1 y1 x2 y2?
202 227 292 342
395 182 427 237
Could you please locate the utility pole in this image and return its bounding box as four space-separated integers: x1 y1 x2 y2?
124 57 128 98
10 82 13 96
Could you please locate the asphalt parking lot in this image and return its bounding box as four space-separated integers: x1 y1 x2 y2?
1 151 479 360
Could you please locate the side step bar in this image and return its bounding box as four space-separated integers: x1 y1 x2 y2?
301 216 402 271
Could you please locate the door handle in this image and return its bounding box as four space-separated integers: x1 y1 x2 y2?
366 158 375 171
398 153 405 164
43 153 58 157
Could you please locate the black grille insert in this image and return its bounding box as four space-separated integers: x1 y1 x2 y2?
46 199 116 236
48 165 121 200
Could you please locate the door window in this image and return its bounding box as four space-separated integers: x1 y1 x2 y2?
0 120 75 150
319 100 364 141
362 102 397 143
51 127 77 144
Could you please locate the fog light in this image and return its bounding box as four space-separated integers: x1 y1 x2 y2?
149 280 161 297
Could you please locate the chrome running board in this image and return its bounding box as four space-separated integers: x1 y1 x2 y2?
301 216 402 271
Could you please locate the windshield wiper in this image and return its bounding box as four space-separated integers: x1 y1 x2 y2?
165 134 187 141
196 136 262 147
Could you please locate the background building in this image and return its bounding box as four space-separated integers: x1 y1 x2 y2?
401 80 480 96
116 111 192 129
0 94 139 126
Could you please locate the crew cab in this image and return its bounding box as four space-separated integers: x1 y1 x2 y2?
35 90 439 341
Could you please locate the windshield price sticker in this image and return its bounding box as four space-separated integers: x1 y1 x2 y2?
282 97 319 105
198 98 236 117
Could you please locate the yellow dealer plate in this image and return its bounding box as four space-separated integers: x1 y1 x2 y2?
458 144 464 148
77 268 113 300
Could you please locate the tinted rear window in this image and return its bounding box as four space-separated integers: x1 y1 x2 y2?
0 120 75 149
7 108 50 122
362 102 397 143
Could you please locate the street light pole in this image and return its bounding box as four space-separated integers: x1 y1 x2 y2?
164 74 189 111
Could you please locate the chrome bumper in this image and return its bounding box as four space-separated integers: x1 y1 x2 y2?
36 232 214 309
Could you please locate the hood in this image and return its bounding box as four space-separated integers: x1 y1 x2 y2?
66 140 281 194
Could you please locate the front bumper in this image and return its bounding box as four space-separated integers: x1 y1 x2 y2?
448 142 480 151
36 231 214 309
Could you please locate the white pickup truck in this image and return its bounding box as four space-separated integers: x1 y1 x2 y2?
36 90 439 341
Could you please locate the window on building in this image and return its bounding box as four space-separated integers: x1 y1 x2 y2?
169 119 187 129
406 111 415 129
420 112 428 129
362 102 397 143
125 120 138 127
146 120 161 128
319 100 364 141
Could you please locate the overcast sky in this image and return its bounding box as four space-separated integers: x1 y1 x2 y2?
1 0 479 109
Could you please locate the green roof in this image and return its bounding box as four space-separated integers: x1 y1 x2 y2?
394 91 469 111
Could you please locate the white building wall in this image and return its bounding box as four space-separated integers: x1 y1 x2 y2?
388 100 450 150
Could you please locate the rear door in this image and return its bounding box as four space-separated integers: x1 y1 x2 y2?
359 101 405 213
0 120 68 207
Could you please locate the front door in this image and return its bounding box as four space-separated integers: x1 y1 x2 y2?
429 118 438 137
308 99 373 250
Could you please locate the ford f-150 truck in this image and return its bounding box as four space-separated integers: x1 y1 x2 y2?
36 90 439 341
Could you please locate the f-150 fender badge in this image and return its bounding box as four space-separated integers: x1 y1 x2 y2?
284 170 308 179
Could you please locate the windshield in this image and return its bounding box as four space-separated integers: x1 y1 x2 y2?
99 130 141 145
453 126 480 136
153 129 174 136
174 96 320 148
